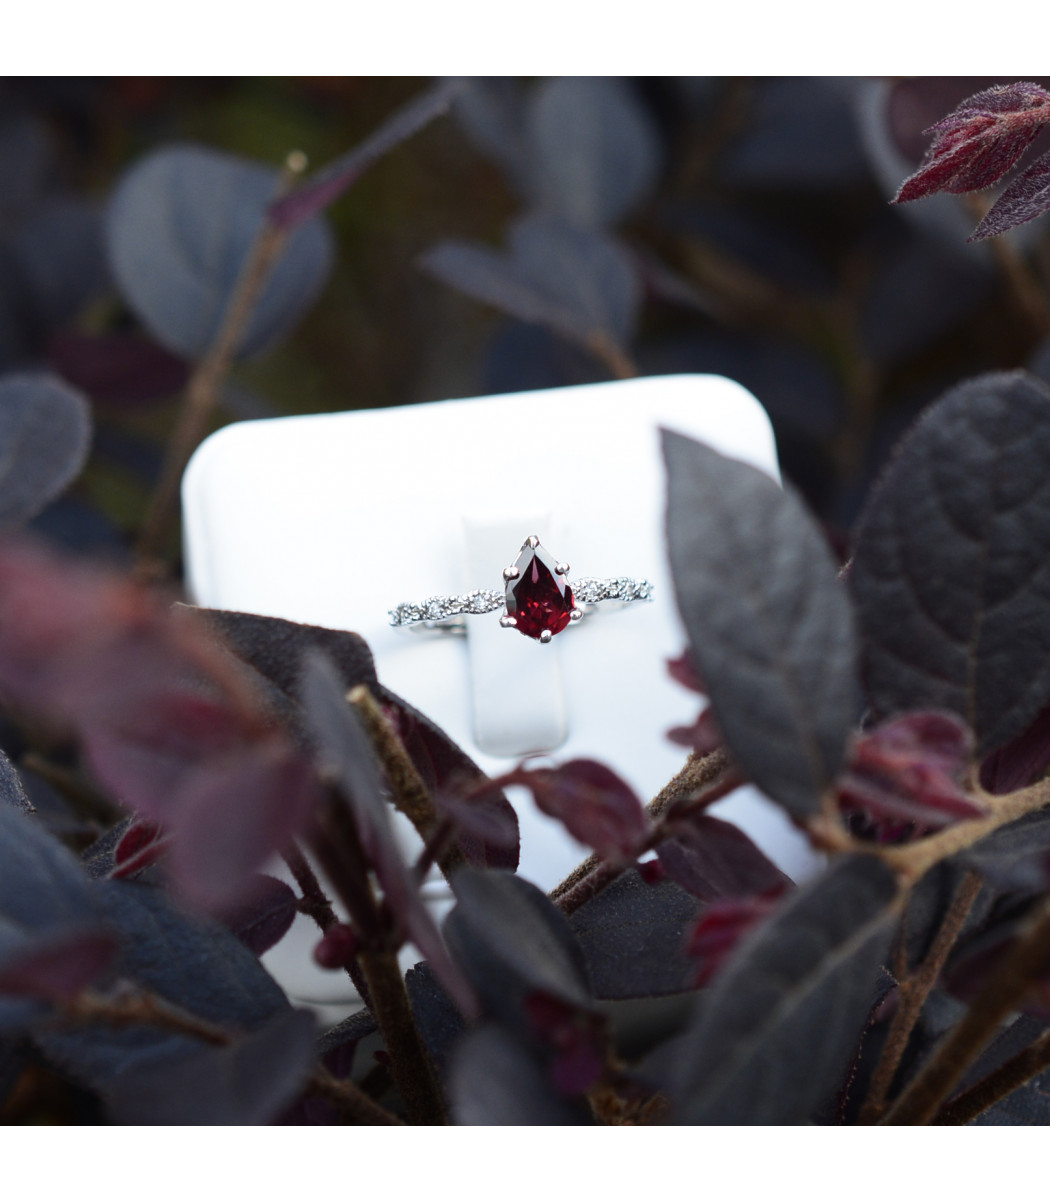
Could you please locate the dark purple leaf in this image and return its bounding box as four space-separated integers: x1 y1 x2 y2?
657 815 792 903
482 320 607 395
49 331 189 407
217 874 298 958
449 1023 592 1125
962 810 1050 893
35 878 294 1090
668 856 898 1124
0 927 116 1001
191 606 519 870
0 748 32 815
421 214 641 354
104 1008 315 1125
523 990 606 1095
894 82 1050 202
982 701 1050 793
903 860 996 969
298 650 477 1019
850 371 1050 757
451 78 531 196
405 961 467 1077
666 650 705 695
972 147 1050 239
525 77 661 227
0 802 102 930
269 80 463 229
666 707 724 756
490 759 647 862
444 869 590 1021
0 373 91 529
662 428 859 820
568 868 706 1000
106 143 334 360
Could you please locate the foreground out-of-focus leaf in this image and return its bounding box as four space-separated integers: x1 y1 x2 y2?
298 650 477 1018
105 143 334 361
449 1023 591 1125
851 371 1050 757
0 373 91 529
444 869 590 1022
669 856 898 1124
217 874 299 958
524 76 661 228
893 82 1050 204
568 868 706 999
962 810 1050 893
104 1007 316 1125
662 428 858 819
35 878 292 1090
269 80 463 229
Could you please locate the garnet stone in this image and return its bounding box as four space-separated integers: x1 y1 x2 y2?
505 539 576 641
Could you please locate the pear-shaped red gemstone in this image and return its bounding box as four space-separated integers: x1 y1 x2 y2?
506 542 575 640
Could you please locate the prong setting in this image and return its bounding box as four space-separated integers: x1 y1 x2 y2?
555 562 569 576
570 608 583 622
539 630 553 644
499 614 517 628
502 565 520 580
525 535 540 549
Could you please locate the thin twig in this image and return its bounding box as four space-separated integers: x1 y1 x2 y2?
349 685 466 880
934 1026 1050 1125
881 893 1050 1124
133 152 306 577
858 869 983 1123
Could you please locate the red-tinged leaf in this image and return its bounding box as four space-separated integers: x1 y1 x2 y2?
686 891 787 987
836 712 985 843
217 874 298 957
981 701 1050 794
49 330 189 407
666 649 706 694
313 922 359 970
0 539 320 910
523 990 607 1096
268 80 464 230
970 147 1050 239
111 819 168 879
0 927 117 1001
666 707 724 756
657 815 793 902
894 82 1050 203
491 759 648 862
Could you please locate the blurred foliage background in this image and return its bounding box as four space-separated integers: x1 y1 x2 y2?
4 75 1050 567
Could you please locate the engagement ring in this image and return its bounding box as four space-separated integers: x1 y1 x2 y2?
388 535 653 643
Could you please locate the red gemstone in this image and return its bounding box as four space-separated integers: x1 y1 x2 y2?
505 541 575 640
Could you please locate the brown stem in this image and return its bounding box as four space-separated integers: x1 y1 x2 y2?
307 789 446 1125
348 685 465 880
133 152 305 577
309 1066 404 1125
548 749 731 905
584 330 639 380
282 843 371 1005
858 869 983 1123
881 893 1050 1124
356 949 446 1125
963 193 1050 337
934 1026 1050 1125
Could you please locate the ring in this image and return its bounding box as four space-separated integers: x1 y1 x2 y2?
388 535 654 644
